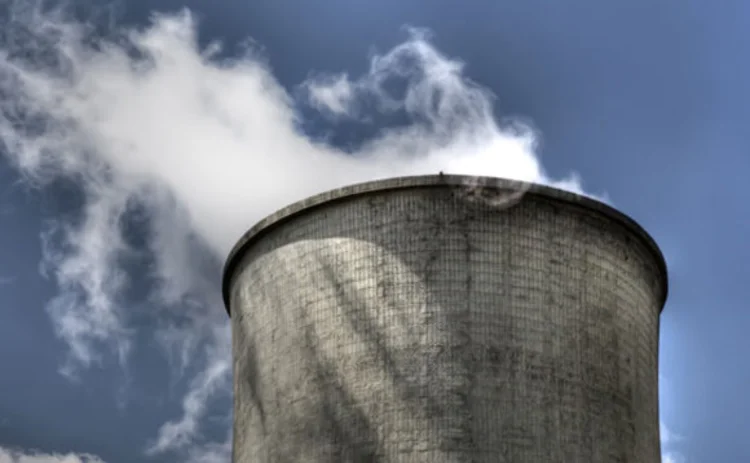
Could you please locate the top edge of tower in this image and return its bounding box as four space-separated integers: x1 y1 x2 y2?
221 174 668 316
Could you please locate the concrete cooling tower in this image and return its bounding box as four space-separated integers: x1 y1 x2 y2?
222 175 668 463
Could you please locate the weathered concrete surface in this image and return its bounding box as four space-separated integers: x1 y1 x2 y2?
225 175 668 463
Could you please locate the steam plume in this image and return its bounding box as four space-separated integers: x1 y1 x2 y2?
0 446 104 463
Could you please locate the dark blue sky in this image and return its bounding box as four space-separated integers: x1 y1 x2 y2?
0 1 748 462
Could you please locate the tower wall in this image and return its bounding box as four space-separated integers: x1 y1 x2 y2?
224 175 668 462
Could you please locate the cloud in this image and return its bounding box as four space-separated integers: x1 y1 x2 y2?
301 73 356 117
661 420 683 446
146 324 231 455
660 374 686 461
184 431 232 463
663 452 685 463
0 0 588 457
0 447 104 463
661 420 686 462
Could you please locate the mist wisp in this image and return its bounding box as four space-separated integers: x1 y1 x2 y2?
0 2 586 460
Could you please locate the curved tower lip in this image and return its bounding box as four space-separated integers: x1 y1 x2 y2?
221 174 669 316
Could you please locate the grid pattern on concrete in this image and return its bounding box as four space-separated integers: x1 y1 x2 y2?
228 182 665 463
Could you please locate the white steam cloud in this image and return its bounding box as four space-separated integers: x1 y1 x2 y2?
661 421 686 463
0 1 588 458
0 447 104 463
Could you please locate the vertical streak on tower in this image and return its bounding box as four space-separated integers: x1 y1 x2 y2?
223 175 668 463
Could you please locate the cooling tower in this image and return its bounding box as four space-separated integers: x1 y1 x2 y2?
222 175 668 463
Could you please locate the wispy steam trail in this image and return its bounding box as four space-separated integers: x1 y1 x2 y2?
0 445 104 463
0 1 585 458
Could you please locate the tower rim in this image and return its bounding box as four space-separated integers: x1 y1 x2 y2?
221 174 669 316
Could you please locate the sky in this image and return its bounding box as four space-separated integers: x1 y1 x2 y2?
0 0 747 462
